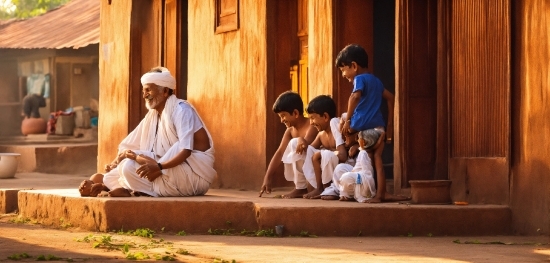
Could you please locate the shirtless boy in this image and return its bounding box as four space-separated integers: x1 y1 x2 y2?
259 91 318 197
301 95 347 199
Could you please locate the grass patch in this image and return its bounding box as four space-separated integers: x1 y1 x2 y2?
7 252 31 260
35 254 62 261
8 217 31 224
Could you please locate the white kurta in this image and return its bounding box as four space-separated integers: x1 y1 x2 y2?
282 117 344 189
103 95 216 197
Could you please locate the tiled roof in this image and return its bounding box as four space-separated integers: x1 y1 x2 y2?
0 0 99 49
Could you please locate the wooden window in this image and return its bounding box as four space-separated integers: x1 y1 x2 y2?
215 0 239 34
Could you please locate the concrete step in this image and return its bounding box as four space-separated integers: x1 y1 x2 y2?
0 141 97 174
3 188 511 237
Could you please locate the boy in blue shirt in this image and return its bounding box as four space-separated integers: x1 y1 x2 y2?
336 44 406 203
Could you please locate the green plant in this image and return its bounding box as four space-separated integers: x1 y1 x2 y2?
9 217 30 224
298 230 317 238
130 228 155 238
256 229 276 237
59 218 72 228
126 251 150 260
208 228 234 235
239 229 256 236
7 252 31 260
176 230 187 236
35 254 61 261
176 249 191 255
213 259 236 263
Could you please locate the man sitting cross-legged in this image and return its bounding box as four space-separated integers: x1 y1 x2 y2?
79 67 216 197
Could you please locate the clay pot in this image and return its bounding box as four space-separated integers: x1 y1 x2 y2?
0 153 20 179
21 117 47 135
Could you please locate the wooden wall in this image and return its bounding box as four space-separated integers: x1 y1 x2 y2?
98 0 133 170
308 0 334 99
187 0 268 189
511 0 550 235
448 0 510 205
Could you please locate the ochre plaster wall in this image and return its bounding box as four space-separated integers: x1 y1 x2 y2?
511 0 550 235
187 0 267 189
97 0 132 170
308 0 334 99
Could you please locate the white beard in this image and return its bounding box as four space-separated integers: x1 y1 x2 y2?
145 95 161 110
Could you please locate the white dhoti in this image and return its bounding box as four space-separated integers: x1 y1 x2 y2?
321 163 353 196
282 138 338 189
104 148 214 197
282 138 308 189
340 171 376 202
338 151 376 202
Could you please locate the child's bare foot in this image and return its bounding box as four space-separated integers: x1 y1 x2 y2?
303 188 323 199
321 195 339 200
364 196 383 203
339 196 355 202
282 188 308 199
108 188 132 197
384 193 411 202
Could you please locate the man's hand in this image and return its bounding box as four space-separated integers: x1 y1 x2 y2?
136 161 163 182
124 150 137 160
104 162 117 172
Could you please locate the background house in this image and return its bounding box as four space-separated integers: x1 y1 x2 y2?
98 0 548 235
0 0 99 137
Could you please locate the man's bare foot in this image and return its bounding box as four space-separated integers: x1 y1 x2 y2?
321 195 339 200
303 188 323 199
108 188 132 197
339 196 355 202
282 188 308 199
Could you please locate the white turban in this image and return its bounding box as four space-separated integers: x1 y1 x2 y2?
140 67 176 89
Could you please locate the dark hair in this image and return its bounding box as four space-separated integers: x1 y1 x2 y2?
273 91 304 115
335 44 368 68
306 95 336 119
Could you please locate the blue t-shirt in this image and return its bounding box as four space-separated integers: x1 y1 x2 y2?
350 73 385 131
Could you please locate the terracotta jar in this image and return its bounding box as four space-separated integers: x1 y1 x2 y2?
21 117 47 135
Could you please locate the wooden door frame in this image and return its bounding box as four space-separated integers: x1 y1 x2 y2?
394 0 450 194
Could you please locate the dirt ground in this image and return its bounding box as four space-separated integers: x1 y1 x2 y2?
0 214 548 263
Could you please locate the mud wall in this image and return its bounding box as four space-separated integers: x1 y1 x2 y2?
511 0 550 235
97 0 132 170
187 0 268 189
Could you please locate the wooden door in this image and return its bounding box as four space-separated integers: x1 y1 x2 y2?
164 0 188 100
449 0 510 204
395 0 442 194
332 0 374 115
266 0 299 187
